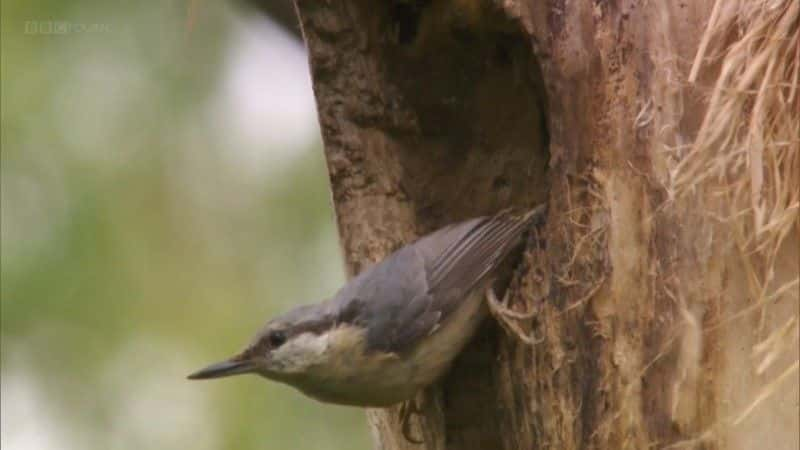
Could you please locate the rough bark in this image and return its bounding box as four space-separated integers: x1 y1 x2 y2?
292 1 799 449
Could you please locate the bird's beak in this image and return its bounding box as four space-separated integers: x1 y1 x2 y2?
187 357 255 380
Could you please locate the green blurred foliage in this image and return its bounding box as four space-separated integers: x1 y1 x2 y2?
1 2 370 449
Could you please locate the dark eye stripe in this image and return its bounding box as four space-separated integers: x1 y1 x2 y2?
268 331 287 347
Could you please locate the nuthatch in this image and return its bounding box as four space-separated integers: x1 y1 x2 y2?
188 205 545 409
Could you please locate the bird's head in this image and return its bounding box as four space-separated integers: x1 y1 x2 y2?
187 303 340 383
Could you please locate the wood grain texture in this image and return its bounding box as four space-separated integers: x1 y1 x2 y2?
292 0 799 449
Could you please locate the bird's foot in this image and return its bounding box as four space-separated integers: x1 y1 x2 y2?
486 287 542 346
398 395 424 444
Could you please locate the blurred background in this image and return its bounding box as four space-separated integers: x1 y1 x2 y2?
1 1 371 449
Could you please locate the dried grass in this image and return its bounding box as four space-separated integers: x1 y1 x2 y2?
672 0 799 436
673 0 800 256
676 0 798 282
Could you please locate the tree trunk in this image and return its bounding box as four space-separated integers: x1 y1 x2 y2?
291 1 799 449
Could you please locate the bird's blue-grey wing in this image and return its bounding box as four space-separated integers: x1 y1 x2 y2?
334 244 432 353
342 206 545 354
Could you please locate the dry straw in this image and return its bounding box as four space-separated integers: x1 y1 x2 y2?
676 0 798 430
679 0 798 257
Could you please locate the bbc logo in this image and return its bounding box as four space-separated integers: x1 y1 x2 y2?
24 21 111 35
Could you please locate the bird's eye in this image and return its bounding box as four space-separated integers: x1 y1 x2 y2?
268 331 287 348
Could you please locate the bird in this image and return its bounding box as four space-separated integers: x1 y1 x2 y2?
188 205 546 410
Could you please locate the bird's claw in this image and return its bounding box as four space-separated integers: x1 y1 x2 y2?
486 287 542 346
399 396 424 444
